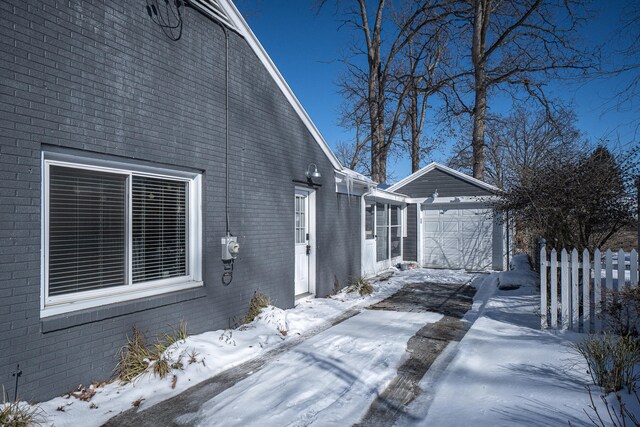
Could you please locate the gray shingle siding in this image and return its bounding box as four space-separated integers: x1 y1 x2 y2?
0 1 359 401
395 168 493 198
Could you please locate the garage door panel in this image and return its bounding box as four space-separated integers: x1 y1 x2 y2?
422 207 493 270
424 221 439 233
441 221 458 232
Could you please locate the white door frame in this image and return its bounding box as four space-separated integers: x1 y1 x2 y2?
361 196 377 278
295 187 316 296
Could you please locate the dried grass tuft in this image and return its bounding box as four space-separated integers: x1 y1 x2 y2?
116 326 151 384
242 290 271 324
346 277 374 296
1 387 45 427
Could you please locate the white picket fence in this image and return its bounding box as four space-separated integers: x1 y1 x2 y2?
540 245 639 331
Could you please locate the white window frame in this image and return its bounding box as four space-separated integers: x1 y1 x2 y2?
41 152 203 318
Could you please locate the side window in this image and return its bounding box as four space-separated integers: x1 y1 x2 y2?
365 203 375 239
42 156 202 317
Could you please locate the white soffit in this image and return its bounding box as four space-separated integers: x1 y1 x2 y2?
200 0 343 171
387 162 500 193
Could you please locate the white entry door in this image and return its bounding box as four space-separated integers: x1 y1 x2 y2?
422 207 493 270
295 190 310 295
362 201 377 277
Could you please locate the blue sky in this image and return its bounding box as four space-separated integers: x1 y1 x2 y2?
235 0 639 182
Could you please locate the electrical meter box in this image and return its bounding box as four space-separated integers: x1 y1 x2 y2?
221 235 239 260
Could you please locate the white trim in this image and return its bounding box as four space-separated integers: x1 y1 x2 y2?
387 162 501 193
40 155 203 318
334 170 375 196
366 188 408 204
217 0 343 172
295 186 316 297
409 195 498 204
308 189 317 297
416 202 423 265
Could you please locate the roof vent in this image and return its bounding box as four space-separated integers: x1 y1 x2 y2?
189 0 236 30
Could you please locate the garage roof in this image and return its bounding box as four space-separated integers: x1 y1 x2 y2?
387 163 500 196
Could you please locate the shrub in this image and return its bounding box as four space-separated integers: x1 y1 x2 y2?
116 322 189 384
574 334 640 393
242 289 271 324
346 277 374 296
584 386 640 427
116 326 151 384
0 388 44 427
600 287 640 337
151 357 171 379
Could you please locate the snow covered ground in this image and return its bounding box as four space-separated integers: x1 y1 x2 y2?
398 256 604 427
33 268 474 427
183 310 442 426
14 261 627 426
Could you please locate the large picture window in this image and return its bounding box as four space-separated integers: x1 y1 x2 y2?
42 154 202 317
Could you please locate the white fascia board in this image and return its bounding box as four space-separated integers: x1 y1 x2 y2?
387 162 501 194
334 171 373 196
366 188 409 204
411 195 499 205
217 0 343 171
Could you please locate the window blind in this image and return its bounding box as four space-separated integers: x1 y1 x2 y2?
132 176 187 283
48 166 126 295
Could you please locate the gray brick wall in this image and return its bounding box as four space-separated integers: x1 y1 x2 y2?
0 1 360 401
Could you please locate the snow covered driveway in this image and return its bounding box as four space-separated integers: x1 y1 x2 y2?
183 310 442 426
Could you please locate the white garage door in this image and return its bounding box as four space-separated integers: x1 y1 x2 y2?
422 207 493 270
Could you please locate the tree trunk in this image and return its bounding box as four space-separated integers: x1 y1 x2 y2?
471 0 488 180
472 82 487 179
410 87 420 173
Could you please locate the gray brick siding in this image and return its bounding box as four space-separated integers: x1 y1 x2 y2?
0 1 360 401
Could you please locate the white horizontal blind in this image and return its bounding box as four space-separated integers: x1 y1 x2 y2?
48 166 126 295
132 176 187 283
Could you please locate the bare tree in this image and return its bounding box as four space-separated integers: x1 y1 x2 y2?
449 104 587 189
448 0 594 179
323 0 452 183
393 16 450 172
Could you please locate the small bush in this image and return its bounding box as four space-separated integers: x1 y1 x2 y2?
574 334 640 393
116 322 189 383
0 388 44 427
151 357 171 379
242 289 271 324
346 277 374 296
585 386 640 426
600 287 640 337
116 326 151 384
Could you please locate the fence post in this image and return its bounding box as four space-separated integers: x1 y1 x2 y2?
594 249 602 331
561 249 570 330
571 249 579 331
631 250 638 289
582 249 590 332
618 249 627 288
606 250 614 293
550 249 558 328
540 244 547 329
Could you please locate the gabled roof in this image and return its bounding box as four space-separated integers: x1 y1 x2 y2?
194 0 343 171
387 162 500 193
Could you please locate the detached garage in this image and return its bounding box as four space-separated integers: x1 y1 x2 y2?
390 163 506 271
